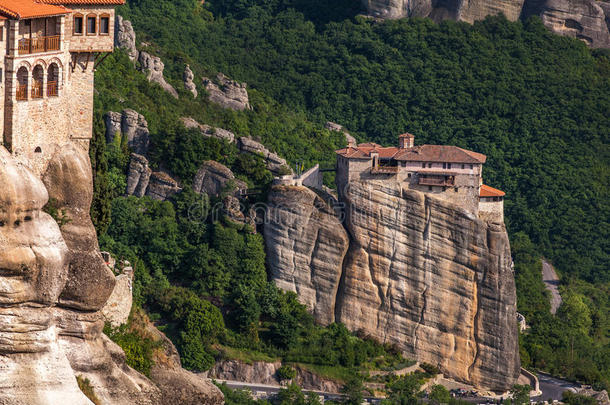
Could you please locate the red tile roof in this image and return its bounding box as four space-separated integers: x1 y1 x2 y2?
399 133 414 138
0 0 70 18
41 0 124 4
480 184 505 197
337 143 486 164
394 145 486 164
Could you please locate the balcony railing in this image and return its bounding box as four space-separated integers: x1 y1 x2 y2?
16 84 28 101
18 35 60 55
47 81 58 97
31 81 43 99
371 166 399 174
418 176 455 187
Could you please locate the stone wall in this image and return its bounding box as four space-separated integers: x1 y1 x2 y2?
65 6 115 52
479 198 504 222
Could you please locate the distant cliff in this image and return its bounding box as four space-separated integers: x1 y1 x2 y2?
362 0 610 48
265 180 519 391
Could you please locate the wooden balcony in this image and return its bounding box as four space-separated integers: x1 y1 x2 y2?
418 175 455 187
16 84 28 101
371 165 399 174
31 81 43 99
18 35 60 55
47 81 58 97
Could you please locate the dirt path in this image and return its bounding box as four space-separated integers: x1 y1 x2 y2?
542 260 562 314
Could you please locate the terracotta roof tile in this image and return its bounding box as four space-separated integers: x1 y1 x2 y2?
480 184 505 197
41 0 124 4
394 145 486 164
0 0 70 18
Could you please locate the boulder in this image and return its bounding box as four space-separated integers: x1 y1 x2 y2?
181 117 236 144
115 15 138 61
184 64 197 98
202 73 251 111
138 51 179 99
146 172 182 201
104 109 150 156
126 153 152 197
238 136 290 174
192 160 246 197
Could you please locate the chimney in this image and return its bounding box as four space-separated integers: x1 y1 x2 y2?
399 133 414 149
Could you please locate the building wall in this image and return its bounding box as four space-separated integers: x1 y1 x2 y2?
479 198 504 223
67 58 94 140
66 6 115 52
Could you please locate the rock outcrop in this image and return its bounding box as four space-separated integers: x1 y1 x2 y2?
203 73 251 111
193 160 246 197
105 109 150 155
184 65 197 98
115 15 138 61
0 144 223 404
101 266 133 328
138 51 179 99
146 172 182 201
326 121 357 146
361 0 610 48
265 180 520 391
238 136 290 174
126 153 152 197
181 117 236 144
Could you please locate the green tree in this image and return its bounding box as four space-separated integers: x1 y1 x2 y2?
429 384 451 404
509 384 531 405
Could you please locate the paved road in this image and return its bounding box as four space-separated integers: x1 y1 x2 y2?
532 373 579 401
542 260 562 314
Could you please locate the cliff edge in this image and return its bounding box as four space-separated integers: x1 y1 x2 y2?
265 180 519 392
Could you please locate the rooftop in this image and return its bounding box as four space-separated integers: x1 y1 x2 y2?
336 143 486 164
0 0 69 19
40 0 124 4
480 184 505 197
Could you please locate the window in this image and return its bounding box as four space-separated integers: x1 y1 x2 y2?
469 164 473 169
454 187 458 192
428 186 432 191
421 162 425 168
100 15 110 35
407 173 411 178
86 14 96 35
428 163 432 168
462 164 465 169
73 14 83 35
447 163 451 169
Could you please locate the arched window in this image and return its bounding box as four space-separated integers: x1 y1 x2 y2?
16 66 28 101
86 14 97 35
34 147 42 153
99 13 110 35
32 65 44 99
47 63 59 96
73 13 83 35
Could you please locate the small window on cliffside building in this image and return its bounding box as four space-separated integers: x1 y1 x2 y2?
100 15 109 35
34 147 42 153
73 14 83 35
86 14 96 35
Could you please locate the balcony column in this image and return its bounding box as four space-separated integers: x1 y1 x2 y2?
42 66 47 99
8 20 18 56
58 16 65 51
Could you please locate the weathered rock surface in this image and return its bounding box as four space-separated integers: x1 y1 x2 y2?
138 51 179 99
266 181 519 391
362 0 610 47
126 153 152 197
115 15 138 61
326 121 357 146
238 136 290 174
193 160 246 197
536 0 610 47
105 109 150 155
146 171 182 201
184 64 197 98
265 186 349 325
101 270 133 327
181 116 236 143
203 73 251 111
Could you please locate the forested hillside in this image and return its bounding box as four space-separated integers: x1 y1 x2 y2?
93 0 609 396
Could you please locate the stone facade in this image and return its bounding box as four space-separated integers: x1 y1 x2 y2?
1 4 116 176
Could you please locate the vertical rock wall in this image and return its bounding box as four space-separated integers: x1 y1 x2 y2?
265 180 520 391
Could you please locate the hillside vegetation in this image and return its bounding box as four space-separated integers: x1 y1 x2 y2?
92 0 610 396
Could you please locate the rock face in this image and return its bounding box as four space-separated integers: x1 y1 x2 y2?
105 109 150 155
181 117 236 144
115 15 138 61
146 171 182 201
126 153 152 197
362 0 610 48
238 136 290 174
203 73 251 111
266 180 520 391
325 121 357 146
183 65 197 98
138 51 179 99
101 267 133 327
193 160 246 197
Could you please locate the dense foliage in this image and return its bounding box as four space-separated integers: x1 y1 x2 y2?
90 0 610 398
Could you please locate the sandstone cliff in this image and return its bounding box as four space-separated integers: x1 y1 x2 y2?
361 0 610 48
265 180 519 391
